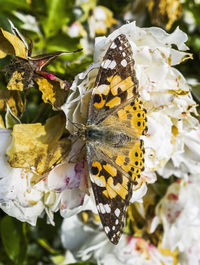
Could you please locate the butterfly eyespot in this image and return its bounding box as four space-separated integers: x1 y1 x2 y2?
128 171 132 176
137 121 141 127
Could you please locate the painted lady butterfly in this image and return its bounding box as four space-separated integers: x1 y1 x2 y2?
80 34 147 244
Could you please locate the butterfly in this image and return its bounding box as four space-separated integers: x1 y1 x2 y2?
79 34 147 244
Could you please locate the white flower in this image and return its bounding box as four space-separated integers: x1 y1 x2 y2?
62 21 197 182
151 177 200 264
0 129 90 225
88 6 117 38
179 230 200 265
158 125 200 179
0 129 44 225
61 215 176 265
68 22 87 38
13 12 41 34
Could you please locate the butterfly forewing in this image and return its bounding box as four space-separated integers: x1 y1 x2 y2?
87 34 139 125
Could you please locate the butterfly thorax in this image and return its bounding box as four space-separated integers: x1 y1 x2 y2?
85 126 136 148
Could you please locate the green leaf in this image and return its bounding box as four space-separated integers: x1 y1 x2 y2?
0 216 27 265
42 0 75 38
0 55 12 69
50 255 65 265
191 84 200 103
0 244 15 265
0 0 29 12
0 17 14 33
5 104 21 129
46 34 80 53
37 238 59 254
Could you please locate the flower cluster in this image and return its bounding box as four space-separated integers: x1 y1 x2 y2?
61 22 200 264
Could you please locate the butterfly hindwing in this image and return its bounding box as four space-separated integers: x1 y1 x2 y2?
87 144 132 244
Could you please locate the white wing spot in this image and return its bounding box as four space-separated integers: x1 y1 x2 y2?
112 226 116 230
102 59 116 69
109 60 116 69
122 52 126 57
121 59 127 67
119 46 122 50
104 204 111 213
99 203 106 214
95 84 109 94
105 226 110 234
110 42 117 49
115 219 119 225
91 175 105 187
115 208 120 217
102 59 111 69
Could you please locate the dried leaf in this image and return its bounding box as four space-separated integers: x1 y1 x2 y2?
7 71 25 91
6 50 81 91
6 57 34 91
0 28 27 59
35 77 68 109
148 0 182 30
7 114 71 174
0 90 23 116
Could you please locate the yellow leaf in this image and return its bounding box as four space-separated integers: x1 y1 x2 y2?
7 114 71 175
35 77 68 109
0 90 23 116
147 0 182 30
0 28 27 59
0 115 5 128
7 71 25 91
